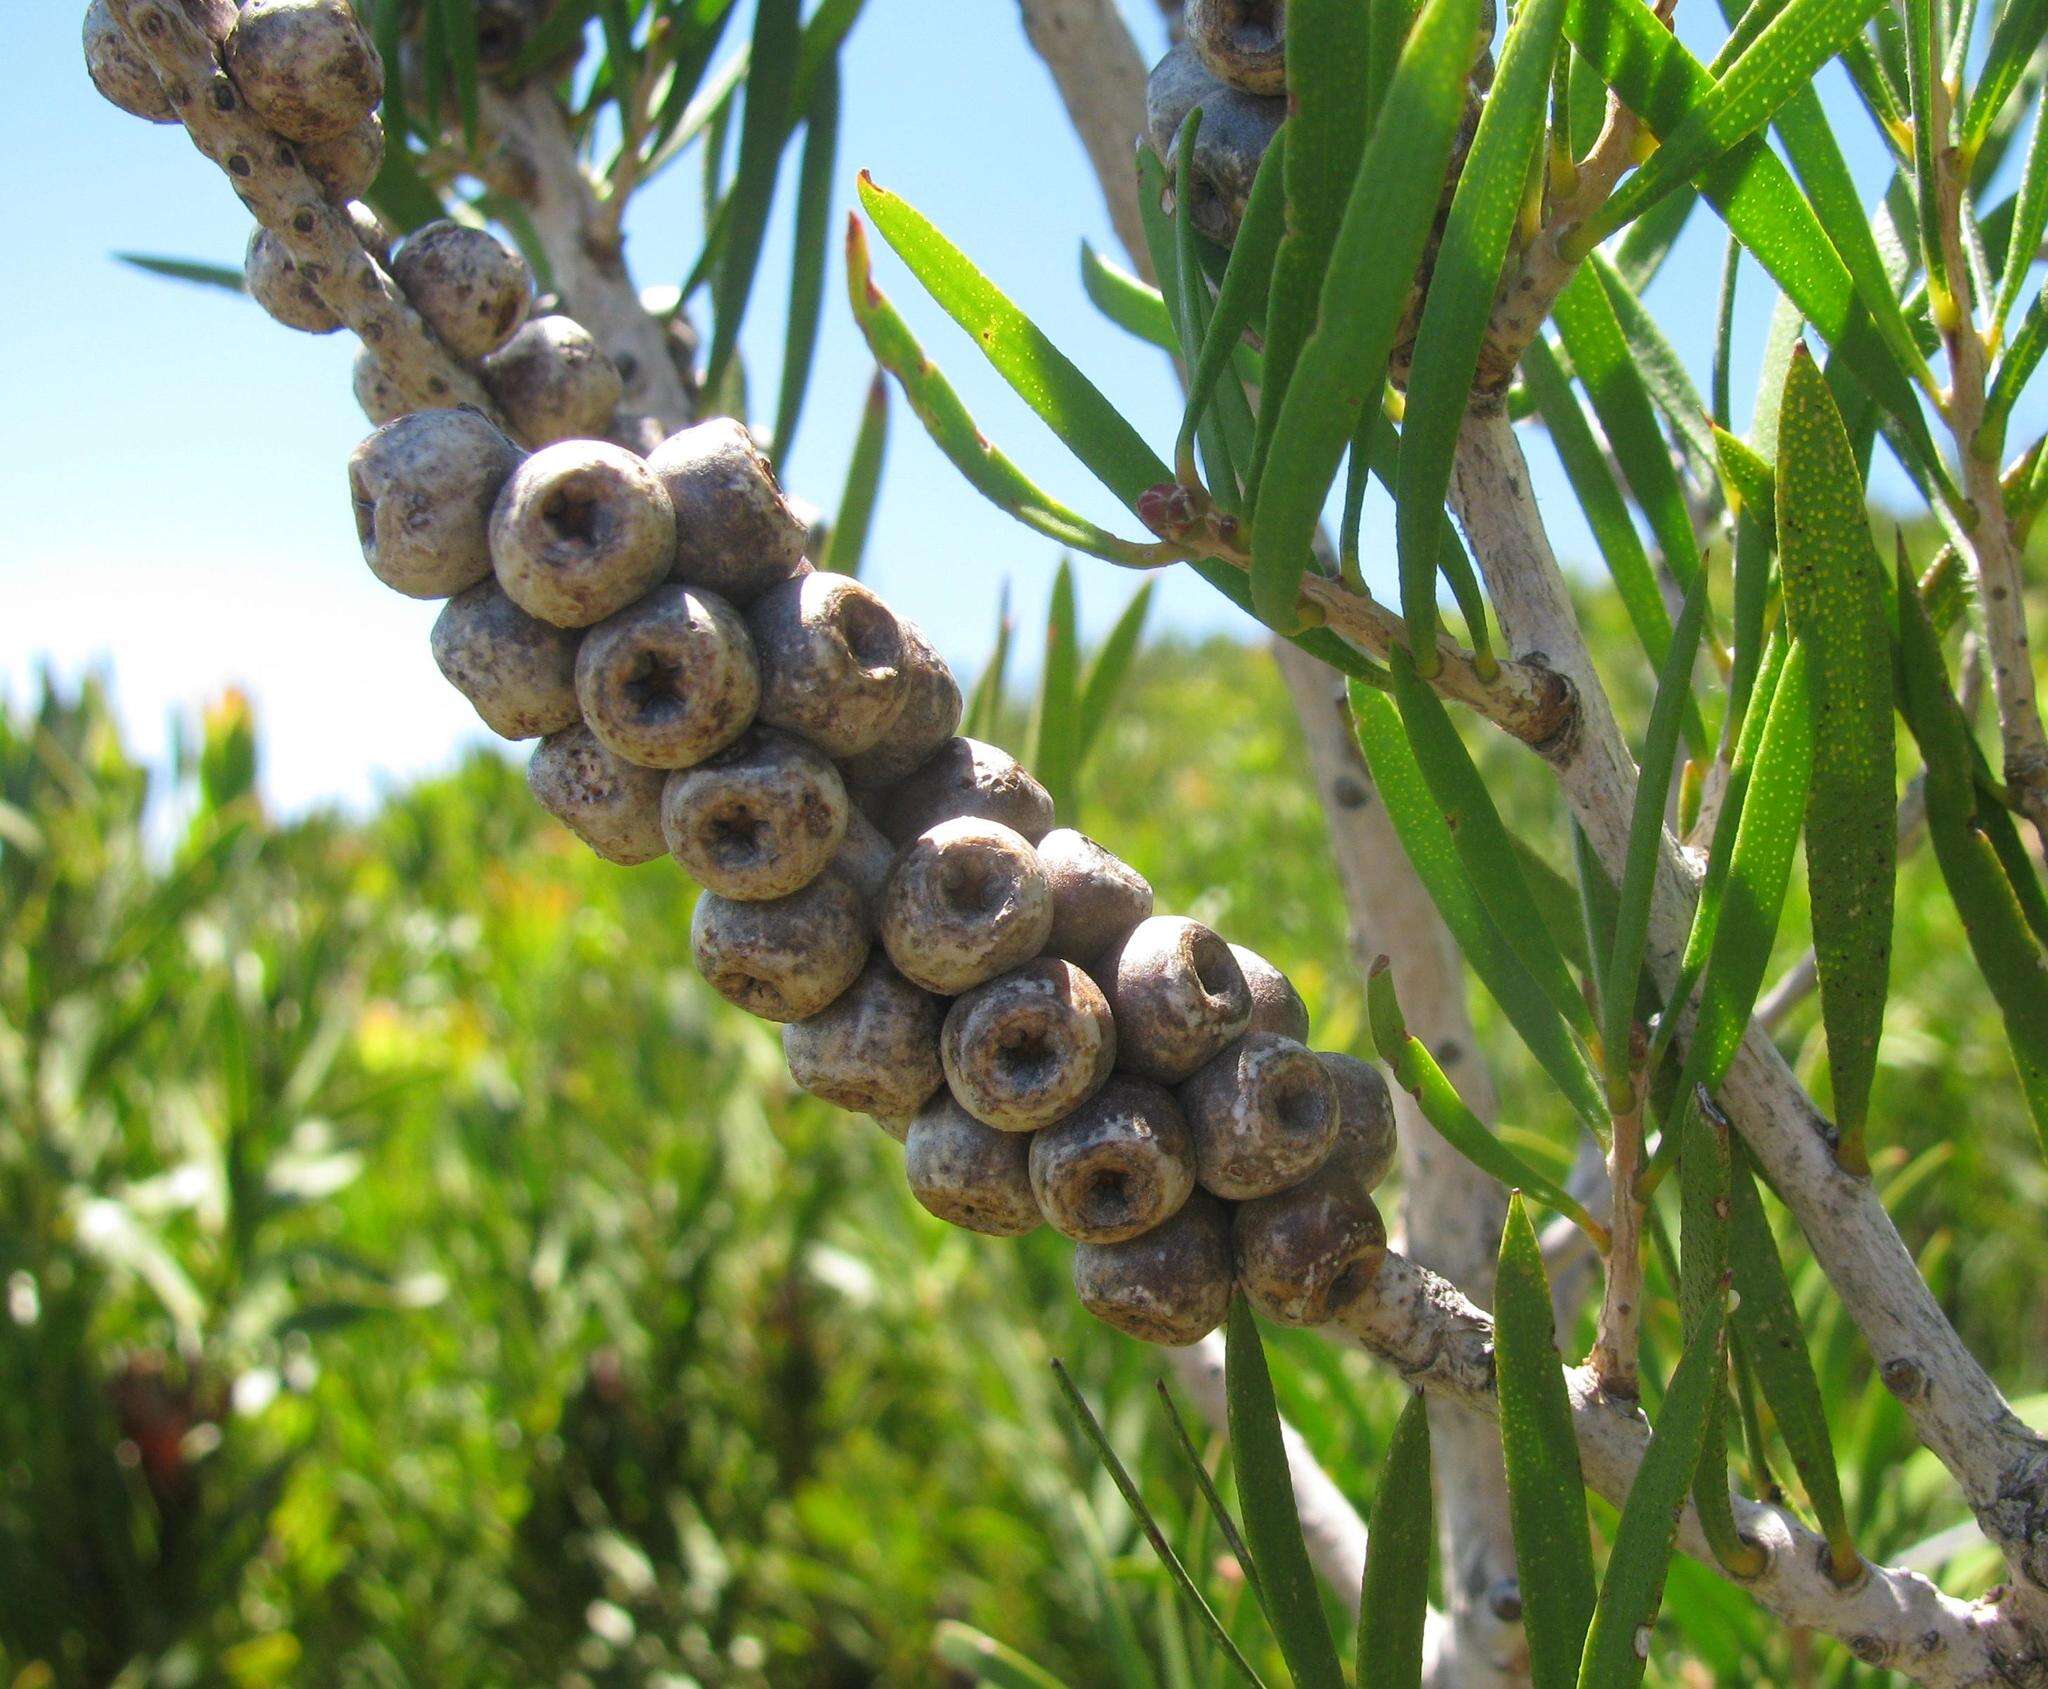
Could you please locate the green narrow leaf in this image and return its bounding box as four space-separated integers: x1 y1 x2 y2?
932 1622 1075 1689
965 586 1014 743
1604 570 1713 1106
1992 107 2048 338
1369 964 1608 1237
1963 0 2048 152
1394 0 1566 664
772 54 841 467
1073 584 1155 775
1712 233 1742 426
1180 129 1288 471
1250 0 1479 627
1985 275 2048 459
1081 240 1176 351
1612 185 1702 291
1154 1380 1266 1613
1589 252 1719 477
1225 1301 1346 1689
439 0 480 150
1170 114 1247 509
706 0 801 388
113 252 246 294
1775 348 1896 1164
1713 427 1778 546
1574 1303 1728 1688
1027 563 1084 818
1495 1195 1597 1689
822 371 889 579
1727 1143 1861 1580
1350 682 1610 1131
1357 1392 1434 1689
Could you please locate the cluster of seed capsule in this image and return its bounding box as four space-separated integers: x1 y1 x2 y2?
86 0 1398 1349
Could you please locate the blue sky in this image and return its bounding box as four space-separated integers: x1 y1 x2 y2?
2 2 2016 814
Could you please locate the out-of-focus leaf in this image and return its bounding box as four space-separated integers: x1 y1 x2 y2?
705 0 801 388
1027 563 1083 819
964 585 1014 743
113 253 246 295
1154 1379 1265 1611
1250 0 1478 628
1394 0 1565 665
822 371 888 579
1080 240 1175 351
1074 584 1155 775
1993 109 2048 341
1613 186 1701 292
1180 129 1288 473
933 1620 1076 1689
1357 1391 1433 1688
1495 1194 1596 1689
437 0 480 149
1226 1301 1344 1689
1588 252 1718 477
772 55 841 467
1775 347 1895 1163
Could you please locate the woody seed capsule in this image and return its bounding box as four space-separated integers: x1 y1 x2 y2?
690 871 871 1023
528 723 667 864
830 807 898 929
839 620 963 788
484 316 625 447
245 226 342 335
782 955 946 1119
491 440 675 627
575 584 759 769
1186 0 1287 94
431 582 582 741
880 819 1054 995
224 0 385 143
648 418 809 606
1234 1171 1387 1328
1145 42 1285 245
352 346 406 427
903 1093 1041 1237
350 409 523 599
1029 1076 1195 1244
661 728 847 899
1072 1189 1235 1347
301 113 384 202
1319 1052 1398 1194
391 221 533 362
746 572 909 758
1233 944 1310 1042
1180 1031 1340 1200
1092 916 1252 1083
941 957 1117 1132
875 737 1055 847
84 0 173 122
1037 829 1154 965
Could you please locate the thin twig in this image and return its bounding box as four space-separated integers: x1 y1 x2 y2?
1585 1101 1644 1398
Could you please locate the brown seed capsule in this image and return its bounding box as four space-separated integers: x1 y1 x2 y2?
1233 944 1310 1042
746 572 909 758
903 1093 1041 1236
1180 1031 1340 1200
831 807 898 928
782 955 946 1118
837 620 963 788
301 111 384 202
690 872 871 1023
352 346 405 427
391 221 532 361
431 582 582 740
1073 1189 1234 1346
1030 1076 1195 1244
483 316 625 447
942 958 1117 1132
648 418 808 606
881 819 1054 995
1092 916 1252 1083
1234 1171 1387 1328
1186 0 1287 94
1144 41 1285 245
245 226 341 334
491 440 676 628
869 1112 912 1144
875 737 1055 847
224 0 385 143
84 0 173 122
350 409 523 599
575 584 759 769
528 723 667 865
661 728 846 899
1319 1052 1398 1194
1038 829 1155 965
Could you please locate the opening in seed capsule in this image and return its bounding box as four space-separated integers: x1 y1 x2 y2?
1080 1169 1133 1230
1273 1074 1326 1136
834 595 898 674
940 853 1007 917
541 485 604 548
624 649 686 718
1324 1258 1372 1308
996 1024 1057 1087
1188 932 1233 999
706 806 770 867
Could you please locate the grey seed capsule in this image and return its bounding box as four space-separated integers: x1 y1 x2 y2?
782 955 946 1119
869 1111 912 1144
942 957 1117 1132
84 0 174 122
1234 1172 1386 1328
690 871 870 1023
903 1093 1041 1236
1030 1076 1195 1244
1092 916 1252 1083
528 723 666 864
245 226 340 334
224 0 384 143
347 200 394 265
880 819 1054 996
391 221 532 361
301 111 384 202
1073 1189 1234 1346
1186 0 1286 94
874 737 1054 847
1233 944 1310 1042
350 409 523 599
1038 829 1155 965
431 582 581 741
352 346 405 427
483 316 624 448
661 728 846 899
575 584 759 770
648 418 808 606
1145 40 1285 245
1319 1053 1398 1194
491 440 676 628
839 620 963 788
746 572 909 758
831 807 897 929
1180 1031 1340 1200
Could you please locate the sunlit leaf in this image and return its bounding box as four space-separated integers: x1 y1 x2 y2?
1357 1392 1433 1688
